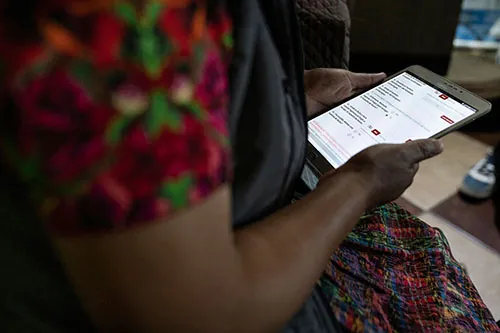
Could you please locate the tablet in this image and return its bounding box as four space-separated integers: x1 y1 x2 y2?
302 65 492 189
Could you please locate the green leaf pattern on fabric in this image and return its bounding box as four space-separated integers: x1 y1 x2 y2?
114 2 137 25
70 60 95 94
116 1 172 77
142 2 164 27
105 116 134 145
146 90 182 134
139 27 164 77
223 33 233 49
183 101 205 120
160 174 194 209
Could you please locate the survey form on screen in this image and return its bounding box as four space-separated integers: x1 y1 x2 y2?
308 72 476 168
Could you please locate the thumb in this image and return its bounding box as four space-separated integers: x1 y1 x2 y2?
348 72 386 90
404 139 444 164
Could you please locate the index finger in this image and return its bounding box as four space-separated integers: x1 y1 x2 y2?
402 139 444 164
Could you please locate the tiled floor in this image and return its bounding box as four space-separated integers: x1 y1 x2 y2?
402 132 490 210
397 132 500 320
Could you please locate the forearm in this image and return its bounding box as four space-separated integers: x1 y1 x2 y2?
233 171 368 331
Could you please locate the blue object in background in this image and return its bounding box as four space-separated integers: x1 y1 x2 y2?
455 8 500 48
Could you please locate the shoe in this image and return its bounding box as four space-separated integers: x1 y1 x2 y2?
460 150 496 199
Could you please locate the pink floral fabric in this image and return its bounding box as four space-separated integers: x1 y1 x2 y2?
0 1 232 234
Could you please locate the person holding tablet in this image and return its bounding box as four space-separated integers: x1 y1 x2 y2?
0 1 498 332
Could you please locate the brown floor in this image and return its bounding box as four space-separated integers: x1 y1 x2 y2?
397 194 500 254
433 195 500 253
465 131 500 146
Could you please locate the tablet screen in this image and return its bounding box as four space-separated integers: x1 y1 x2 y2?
308 72 476 168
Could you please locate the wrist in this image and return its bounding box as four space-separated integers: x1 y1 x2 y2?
318 169 373 211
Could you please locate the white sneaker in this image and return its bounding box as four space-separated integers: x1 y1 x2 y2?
460 150 496 199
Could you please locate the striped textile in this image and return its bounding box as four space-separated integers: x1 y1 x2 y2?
320 203 500 332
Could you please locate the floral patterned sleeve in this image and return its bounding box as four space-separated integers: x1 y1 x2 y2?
0 1 232 235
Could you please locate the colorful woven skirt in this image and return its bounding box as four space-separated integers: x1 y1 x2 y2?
320 203 500 332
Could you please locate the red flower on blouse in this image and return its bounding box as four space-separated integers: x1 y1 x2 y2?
111 124 190 199
158 8 192 58
90 13 125 68
13 70 113 183
195 50 228 110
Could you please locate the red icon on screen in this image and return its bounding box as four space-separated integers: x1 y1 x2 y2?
440 115 455 124
371 129 381 136
439 94 449 100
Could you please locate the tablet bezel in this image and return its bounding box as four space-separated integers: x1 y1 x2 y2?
305 65 492 176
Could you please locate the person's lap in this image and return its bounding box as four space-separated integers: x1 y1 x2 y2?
285 203 500 332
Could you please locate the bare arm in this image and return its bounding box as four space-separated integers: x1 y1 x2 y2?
55 139 443 332
55 171 368 332
2 4 438 330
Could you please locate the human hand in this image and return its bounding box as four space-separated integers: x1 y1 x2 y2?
337 139 444 209
304 68 386 117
